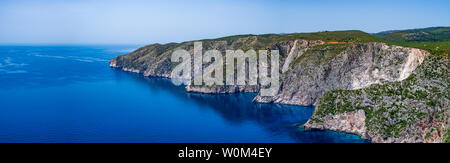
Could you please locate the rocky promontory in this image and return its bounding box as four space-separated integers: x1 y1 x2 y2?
304 54 448 143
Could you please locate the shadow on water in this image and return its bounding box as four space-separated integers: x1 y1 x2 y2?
111 69 370 143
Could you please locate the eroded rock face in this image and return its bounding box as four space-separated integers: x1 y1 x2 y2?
109 38 324 94
304 110 368 139
186 85 259 94
272 40 326 73
254 42 429 106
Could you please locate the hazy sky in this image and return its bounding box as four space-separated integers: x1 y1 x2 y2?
0 0 449 45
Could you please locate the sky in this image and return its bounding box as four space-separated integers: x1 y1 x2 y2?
0 0 449 45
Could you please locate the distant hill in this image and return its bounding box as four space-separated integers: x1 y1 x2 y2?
374 27 450 42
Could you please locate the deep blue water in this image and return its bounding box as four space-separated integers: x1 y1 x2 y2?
0 45 369 143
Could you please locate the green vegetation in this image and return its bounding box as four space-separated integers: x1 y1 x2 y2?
311 39 449 141
375 27 450 42
198 30 384 50
275 30 385 43
201 30 384 43
290 44 348 67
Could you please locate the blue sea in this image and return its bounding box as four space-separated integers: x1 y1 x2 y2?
0 45 368 143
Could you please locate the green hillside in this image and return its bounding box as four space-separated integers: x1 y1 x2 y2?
197 30 385 49
310 27 449 142
375 27 450 42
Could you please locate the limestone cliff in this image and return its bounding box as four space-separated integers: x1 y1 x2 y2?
304 54 449 143
254 42 429 106
110 36 324 94
110 30 448 143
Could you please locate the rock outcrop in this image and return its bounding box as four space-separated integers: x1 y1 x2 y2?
110 31 448 143
110 37 324 94
254 42 429 106
304 54 449 143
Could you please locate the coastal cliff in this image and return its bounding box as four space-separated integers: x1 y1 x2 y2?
254 42 429 106
184 39 325 93
110 30 449 143
304 54 449 143
110 35 325 93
